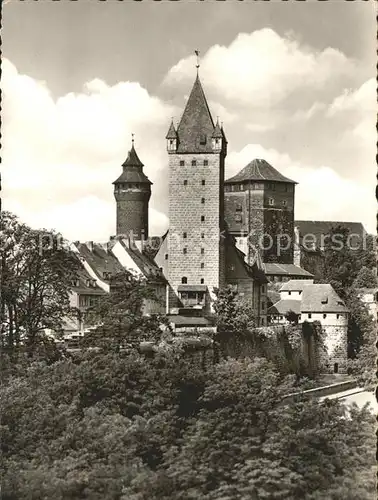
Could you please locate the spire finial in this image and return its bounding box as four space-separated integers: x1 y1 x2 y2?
131 133 135 147
195 50 200 73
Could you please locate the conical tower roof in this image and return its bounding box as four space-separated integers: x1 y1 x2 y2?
166 120 178 140
113 143 152 185
122 144 144 168
176 75 216 153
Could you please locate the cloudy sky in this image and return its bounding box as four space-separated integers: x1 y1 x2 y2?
2 1 376 240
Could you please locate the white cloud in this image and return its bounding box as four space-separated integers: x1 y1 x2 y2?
227 144 375 234
327 78 375 116
164 29 356 108
2 58 175 240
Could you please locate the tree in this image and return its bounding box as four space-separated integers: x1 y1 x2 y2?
285 309 300 325
321 225 359 298
0 212 80 355
83 269 170 351
212 285 255 334
353 266 378 289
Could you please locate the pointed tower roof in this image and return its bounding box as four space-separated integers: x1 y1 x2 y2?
166 120 178 140
176 75 215 153
122 144 144 168
225 159 296 184
212 119 223 139
113 141 152 185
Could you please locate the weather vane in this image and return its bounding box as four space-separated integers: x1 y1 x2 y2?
195 50 200 71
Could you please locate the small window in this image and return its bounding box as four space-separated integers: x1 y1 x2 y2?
204 160 208 166
282 200 287 207
240 184 244 191
183 248 187 254
268 198 274 206
235 214 242 223
201 248 205 255
201 232 205 239
164 253 168 260
200 134 207 145
201 263 205 269
337 313 340 319
192 159 196 166
183 232 187 239
201 198 205 204
323 314 327 319
201 216 205 222
180 160 185 166
181 277 187 284
200 278 204 284
235 203 242 212
308 313 312 319
183 180 188 186
334 363 339 374
202 180 205 186
288 291 291 296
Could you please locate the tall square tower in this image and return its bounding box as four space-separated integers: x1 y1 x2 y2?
166 75 227 312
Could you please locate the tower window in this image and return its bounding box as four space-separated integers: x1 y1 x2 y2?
201 248 205 255
200 278 204 284
202 180 206 186
201 216 205 222
180 160 185 166
268 198 274 206
308 313 312 319
164 253 168 260
181 277 187 284
183 247 187 254
323 314 327 319
170 139 174 145
235 214 242 223
183 180 188 185
282 200 287 207
201 232 205 239
183 232 187 239
204 160 208 166
240 184 244 190
192 159 196 166
235 203 242 211
201 198 205 204
201 263 205 269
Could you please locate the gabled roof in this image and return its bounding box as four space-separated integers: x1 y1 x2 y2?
118 239 166 283
280 279 314 292
268 299 301 316
225 158 296 184
72 264 107 296
225 231 268 284
76 242 125 282
300 284 348 313
264 263 314 278
176 75 216 153
212 120 223 139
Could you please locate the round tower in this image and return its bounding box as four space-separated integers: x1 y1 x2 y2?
113 138 152 240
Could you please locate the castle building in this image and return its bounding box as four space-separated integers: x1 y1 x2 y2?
164 74 227 312
267 280 349 373
113 140 152 240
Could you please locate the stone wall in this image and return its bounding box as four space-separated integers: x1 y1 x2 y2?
168 152 225 311
115 189 150 239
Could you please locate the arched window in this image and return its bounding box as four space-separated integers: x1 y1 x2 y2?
181 277 187 284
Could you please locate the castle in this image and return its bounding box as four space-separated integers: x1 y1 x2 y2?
65 71 357 372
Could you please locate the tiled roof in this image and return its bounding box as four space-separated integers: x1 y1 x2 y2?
268 299 301 316
280 279 314 291
176 75 216 153
76 242 124 282
143 232 168 259
113 144 152 185
122 144 144 167
264 263 314 278
166 121 178 139
72 265 107 296
295 221 367 249
226 231 268 284
168 315 213 326
118 239 166 282
300 284 348 313
225 158 296 184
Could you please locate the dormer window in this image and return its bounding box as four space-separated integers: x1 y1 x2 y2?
200 134 207 145
71 279 80 287
103 272 111 280
321 297 328 304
